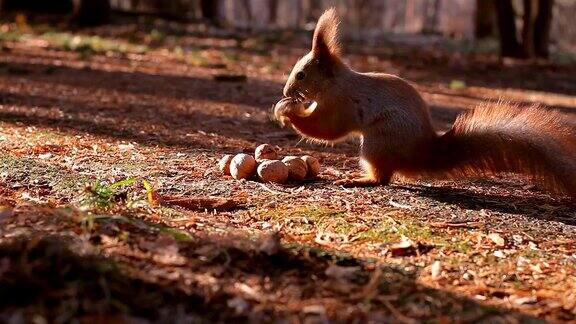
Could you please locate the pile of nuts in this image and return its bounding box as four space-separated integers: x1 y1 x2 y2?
218 144 320 184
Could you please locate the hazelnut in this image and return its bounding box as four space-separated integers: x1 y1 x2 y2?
254 144 278 161
301 155 320 178
257 160 289 183
230 154 257 180
282 156 308 181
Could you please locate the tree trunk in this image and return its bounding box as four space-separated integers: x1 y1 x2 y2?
200 0 219 23
423 0 441 34
405 0 414 31
268 0 278 25
521 0 539 58
475 0 496 39
72 0 110 25
1 0 72 13
534 0 554 58
304 0 322 24
240 0 252 26
494 0 522 57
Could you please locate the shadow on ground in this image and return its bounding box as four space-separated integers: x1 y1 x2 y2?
0 205 540 323
409 184 576 226
0 57 361 156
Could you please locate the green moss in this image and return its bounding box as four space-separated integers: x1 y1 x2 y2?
0 154 88 197
262 205 470 252
263 206 356 236
0 29 27 42
33 31 148 56
158 227 192 241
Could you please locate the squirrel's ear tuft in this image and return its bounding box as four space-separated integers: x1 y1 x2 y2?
312 8 341 59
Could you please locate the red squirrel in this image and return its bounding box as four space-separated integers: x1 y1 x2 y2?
274 8 576 198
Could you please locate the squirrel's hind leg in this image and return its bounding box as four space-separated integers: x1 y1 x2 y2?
333 158 394 187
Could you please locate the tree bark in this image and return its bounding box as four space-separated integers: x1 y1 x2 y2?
71 0 111 25
534 0 554 58
521 0 539 58
475 0 496 39
494 0 522 57
240 0 252 26
200 0 219 23
1 0 72 12
304 0 322 24
424 0 441 34
268 0 278 25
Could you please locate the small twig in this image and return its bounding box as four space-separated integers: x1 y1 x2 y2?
358 266 382 301
382 300 418 324
340 186 353 193
389 199 412 209
258 183 286 195
429 221 481 229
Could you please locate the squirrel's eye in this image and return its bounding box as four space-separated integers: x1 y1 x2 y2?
296 71 306 80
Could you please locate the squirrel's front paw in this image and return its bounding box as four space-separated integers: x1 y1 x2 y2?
334 177 379 188
273 97 298 125
274 97 314 124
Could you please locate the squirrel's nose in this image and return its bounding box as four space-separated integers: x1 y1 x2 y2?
283 83 294 97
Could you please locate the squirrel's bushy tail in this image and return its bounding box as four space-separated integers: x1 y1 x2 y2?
413 101 576 198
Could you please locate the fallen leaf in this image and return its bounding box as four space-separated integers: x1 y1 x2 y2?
389 199 412 209
118 143 134 151
512 295 538 305
303 305 326 315
390 239 415 257
449 79 466 89
493 250 506 258
488 233 506 247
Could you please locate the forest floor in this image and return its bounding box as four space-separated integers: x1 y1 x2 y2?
0 18 575 323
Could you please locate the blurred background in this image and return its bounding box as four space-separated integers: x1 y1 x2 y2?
0 0 575 60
